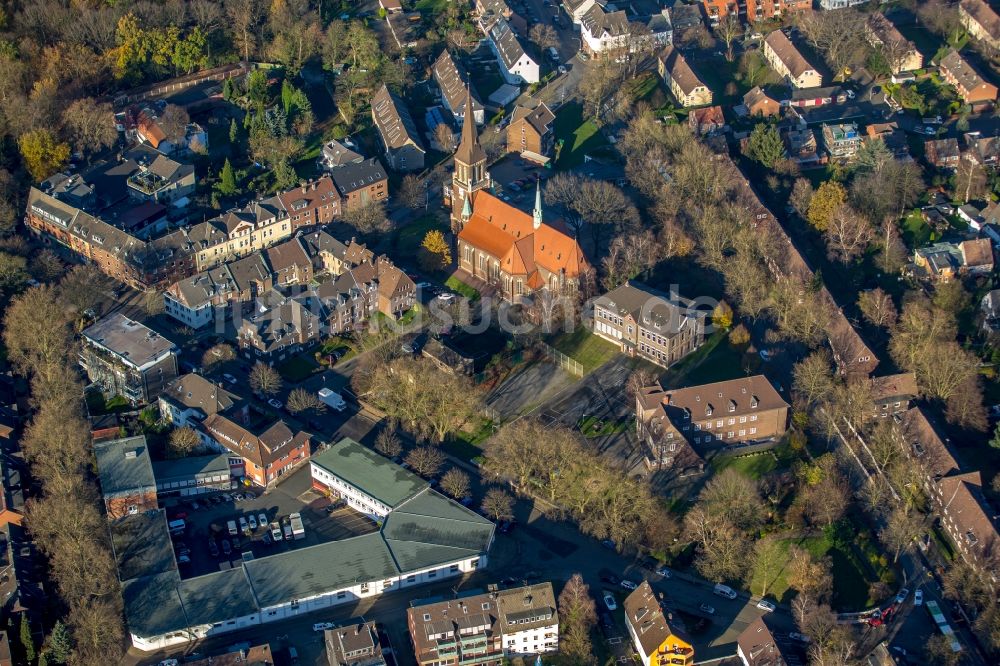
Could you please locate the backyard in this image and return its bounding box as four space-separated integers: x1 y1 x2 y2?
553 101 608 169
548 326 619 374
659 330 748 389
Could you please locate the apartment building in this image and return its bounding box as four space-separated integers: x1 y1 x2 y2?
372 85 427 171
961 0 1000 51
94 436 158 520
434 50 485 125
764 31 822 89
624 582 694 666
939 49 998 104
265 236 313 287
329 159 389 212
736 616 803 666
821 122 862 159
870 372 919 418
592 282 705 369
164 253 272 329
202 407 310 487
238 296 322 364
325 622 386 666
487 17 540 84
151 454 236 498
866 13 923 73
580 6 631 56
507 103 556 158
158 373 241 447
702 0 810 24
80 314 178 405
408 583 558 665
658 47 712 107
276 176 342 231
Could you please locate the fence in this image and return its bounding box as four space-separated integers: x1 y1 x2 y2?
111 62 252 108
540 342 583 378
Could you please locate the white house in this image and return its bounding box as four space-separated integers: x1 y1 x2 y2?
157 373 240 447
488 18 540 84
580 6 630 55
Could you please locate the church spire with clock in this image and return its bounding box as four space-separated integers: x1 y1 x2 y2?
450 86 489 230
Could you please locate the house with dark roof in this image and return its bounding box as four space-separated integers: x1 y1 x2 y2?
433 51 485 125
276 176 341 231
325 621 386 666
764 31 822 89
688 106 726 136
939 50 998 104
320 138 364 169
266 236 313 286
623 581 694 666
95 436 158 519
925 137 961 169
158 373 241 440
658 47 712 107
866 13 923 73
593 281 705 369
736 616 804 665
580 6 631 56
329 158 389 211
507 102 556 158
912 238 994 280
202 407 311 487
372 85 426 171
164 253 272 329
81 313 178 404
870 372 919 418
152 454 235 498
937 471 1000 584
237 296 322 364
961 0 1000 51
487 17 540 84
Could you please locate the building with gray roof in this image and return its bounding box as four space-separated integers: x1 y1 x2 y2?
94 436 158 519
325 621 385 666
371 85 426 172
152 453 234 497
488 18 539 84
81 313 178 404
433 51 485 125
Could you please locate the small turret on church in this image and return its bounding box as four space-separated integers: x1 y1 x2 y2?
450 86 490 230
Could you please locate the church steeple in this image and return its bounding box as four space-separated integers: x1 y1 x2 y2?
533 179 543 230
450 84 488 231
454 86 486 167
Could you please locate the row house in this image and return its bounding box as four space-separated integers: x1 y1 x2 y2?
939 49 998 104
158 373 241 447
592 281 706 369
190 198 292 272
372 84 427 171
238 295 322 364
276 176 341 231
507 103 556 159
408 583 558 665
266 236 313 287
960 0 1000 51
488 17 540 84
477 0 528 34
433 51 485 125
330 158 389 211
80 313 178 405
95 436 158 520
736 616 803 666
764 31 822 89
870 372 919 418
164 253 272 329
301 231 375 276
624 582 694 666
702 0 810 25
202 407 311 487
866 13 923 74
658 47 712 108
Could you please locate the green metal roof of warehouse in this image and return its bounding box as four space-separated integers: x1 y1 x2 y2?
179 568 258 626
311 438 428 508
94 436 156 497
244 533 398 608
152 453 231 481
121 571 185 638
111 511 177 581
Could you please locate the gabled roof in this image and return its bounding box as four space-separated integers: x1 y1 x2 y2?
595 281 703 337
511 103 556 136
329 158 387 196
659 46 706 96
938 471 1000 562
962 0 1000 40
900 407 961 479
623 581 691 659
765 30 818 79
433 51 484 118
581 5 629 38
312 438 428 509
160 373 239 417
961 237 994 267
736 616 803 666
870 372 918 403
489 18 534 71
265 236 311 274
321 138 364 167
371 85 425 153
649 375 787 418
276 176 340 216
940 49 996 96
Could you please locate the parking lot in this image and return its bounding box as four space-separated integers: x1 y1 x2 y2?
163 465 378 578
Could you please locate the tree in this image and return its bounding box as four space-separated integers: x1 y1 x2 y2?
405 446 445 478
0 252 26 292
558 574 598 665
63 98 117 156
58 264 110 317
249 362 282 396
20 614 34 663
799 8 866 81
19 128 70 180
201 343 235 370
739 50 771 89
924 634 962 666
807 181 847 231
787 545 833 602
3 285 72 390
858 288 897 329
879 505 925 563
729 324 751 346
790 178 813 217
481 487 514 522
227 0 263 62
343 201 390 234
749 538 786 598
286 387 324 414
575 179 639 250
956 156 987 204
600 230 658 290
158 104 190 142
399 174 425 209
143 289 164 316
529 24 559 52
932 280 971 317
434 122 454 152
824 205 874 264
217 158 238 196
168 427 201 459
46 621 72 664
579 60 617 119
375 428 403 459
712 301 734 331
440 468 471 499
716 14 742 62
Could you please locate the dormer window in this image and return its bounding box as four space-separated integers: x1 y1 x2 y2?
728 400 736 412
750 396 759 408
705 404 713 417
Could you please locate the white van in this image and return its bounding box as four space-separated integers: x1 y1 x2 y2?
318 388 346 412
714 583 738 600
167 519 186 533
227 519 238 536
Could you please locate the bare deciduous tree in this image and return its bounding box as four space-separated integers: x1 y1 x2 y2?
375 428 403 459
558 574 598 665
249 362 282 396
286 387 324 414
529 24 559 53
715 14 742 62
399 174 425 210
824 205 874 264
202 343 236 371
405 446 445 478
440 468 470 499
168 427 202 459
434 122 454 152
799 8 867 81
481 487 514 522
858 288 898 330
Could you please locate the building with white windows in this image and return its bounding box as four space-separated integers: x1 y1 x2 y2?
488 18 540 84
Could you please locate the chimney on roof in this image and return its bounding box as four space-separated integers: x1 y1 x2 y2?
661 394 670 406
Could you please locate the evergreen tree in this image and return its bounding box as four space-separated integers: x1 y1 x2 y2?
46 621 72 664
20 614 35 662
218 158 237 196
281 79 295 115
743 123 785 169
222 77 234 101
229 118 239 144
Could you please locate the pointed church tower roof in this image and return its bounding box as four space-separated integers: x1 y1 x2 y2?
533 179 543 229
462 193 473 220
454 86 486 166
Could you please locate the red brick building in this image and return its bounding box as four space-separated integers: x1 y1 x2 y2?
203 408 311 487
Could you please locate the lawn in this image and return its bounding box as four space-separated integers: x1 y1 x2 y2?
394 214 447 256
277 354 319 383
445 276 481 300
549 326 619 374
578 414 629 438
553 101 608 170
660 329 747 389
710 450 779 478
901 209 933 247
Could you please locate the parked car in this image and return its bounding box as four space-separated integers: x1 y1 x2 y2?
558 65 567 75
699 603 716 615
655 567 672 579
208 539 219 557
177 554 191 565
267 398 283 409
914 589 924 606
221 539 232 556
247 515 257 530
313 622 336 632
223 373 237 384
258 512 267 528
437 292 455 302
895 588 909 605
603 593 617 611
283 522 293 540
756 599 777 612
239 516 249 533
601 539 616 550
788 632 810 643
620 580 637 591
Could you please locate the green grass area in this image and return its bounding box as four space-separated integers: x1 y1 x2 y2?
414 0 448 12
553 101 608 170
444 418 495 462
277 354 319 383
445 276 481 301
901 209 933 248
578 414 629 437
711 450 779 478
897 23 945 61
394 214 446 253
627 72 660 101
695 55 743 105
85 391 132 416
549 326 619 374
659 329 748 389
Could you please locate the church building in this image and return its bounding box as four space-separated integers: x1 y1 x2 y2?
449 89 590 301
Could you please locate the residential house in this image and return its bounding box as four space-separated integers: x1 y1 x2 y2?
703 0 810 24
647 10 673 47
939 50 998 104
266 237 313 287
115 439 492 653
302 232 374 276
743 87 781 118
158 373 240 443
434 51 485 125
379 0 402 13
668 4 703 32
164 253 272 329
407 582 558 665
658 47 712 107
783 127 821 166
937 471 1000 584
780 86 845 108
624 582 694 666
94 436 158 519
477 0 529 34
189 197 293 272
688 106 726 136
276 176 342 231
871 372 919 418
764 31 822 89
593 282 705 369
325 622 386 666
152 454 236 498
580 6 631 56
925 137 962 169
488 17 540 84
203 407 310 486
130 105 207 156
866 14 923 73
637 375 789 453
329 158 389 211
736 616 803 666
507 103 556 158
821 122 861 159
827 305 880 376
372 85 426 171
185 645 274 666
913 238 994 280
238 296 322 364
964 131 1000 166
866 122 912 161
563 0 609 25
0 458 24 529
981 288 1000 332
81 314 178 405
961 0 1000 51
372 257 417 317
385 11 420 49
320 138 364 170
